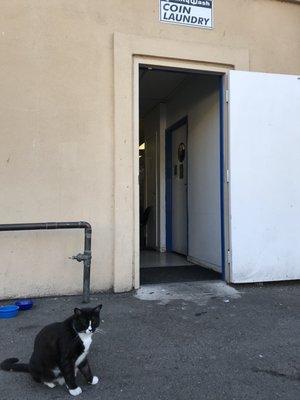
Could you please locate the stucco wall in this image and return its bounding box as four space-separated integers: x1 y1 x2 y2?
0 0 299 298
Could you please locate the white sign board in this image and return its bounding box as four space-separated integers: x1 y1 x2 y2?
160 0 213 29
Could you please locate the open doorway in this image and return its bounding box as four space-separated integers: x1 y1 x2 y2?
139 65 225 284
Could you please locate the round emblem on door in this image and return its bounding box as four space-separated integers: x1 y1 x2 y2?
178 143 186 163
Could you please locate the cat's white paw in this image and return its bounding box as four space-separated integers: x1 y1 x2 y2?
69 387 82 396
44 382 56 388
91 376 99 385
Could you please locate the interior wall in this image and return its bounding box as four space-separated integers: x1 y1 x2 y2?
140 103 167 252
142 105 160 249
166 75 222 270
158 104 167 252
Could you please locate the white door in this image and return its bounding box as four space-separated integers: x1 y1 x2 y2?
172 124 187 255
229 70 300 283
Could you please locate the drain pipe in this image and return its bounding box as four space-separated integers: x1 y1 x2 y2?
0 221 92 303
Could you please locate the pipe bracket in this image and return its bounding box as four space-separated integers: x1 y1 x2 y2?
71 252 92 263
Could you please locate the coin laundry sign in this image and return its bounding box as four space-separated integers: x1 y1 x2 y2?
160 0 213 29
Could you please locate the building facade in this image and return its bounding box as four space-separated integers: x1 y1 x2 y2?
0 0 299 299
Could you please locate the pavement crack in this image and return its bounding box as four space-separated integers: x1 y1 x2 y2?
252 367 300 381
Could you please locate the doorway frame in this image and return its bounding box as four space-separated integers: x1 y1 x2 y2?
137 64 228 284
113 32 250 292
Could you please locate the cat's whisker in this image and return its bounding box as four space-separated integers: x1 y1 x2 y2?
95 328 106 335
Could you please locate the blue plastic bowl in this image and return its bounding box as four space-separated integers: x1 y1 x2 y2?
0 305 19 319
15 299 33 311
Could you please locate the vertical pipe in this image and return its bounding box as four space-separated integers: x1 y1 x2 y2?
83 226 92 303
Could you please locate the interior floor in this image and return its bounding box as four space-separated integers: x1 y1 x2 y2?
140 265 221 285
140 250 193 269
140 250 221 284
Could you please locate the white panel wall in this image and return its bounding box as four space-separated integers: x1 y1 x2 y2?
142 104 167 252
229 71 300 282
143 105 160 249
167 75 222 270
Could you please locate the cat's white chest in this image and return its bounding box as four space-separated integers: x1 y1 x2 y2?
76 333 92 367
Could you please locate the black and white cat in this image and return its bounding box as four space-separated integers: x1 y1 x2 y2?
1 305 102 396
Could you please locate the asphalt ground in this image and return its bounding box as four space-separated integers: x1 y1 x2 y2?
0 280 299 400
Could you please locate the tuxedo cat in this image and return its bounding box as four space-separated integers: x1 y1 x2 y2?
1 305 102 396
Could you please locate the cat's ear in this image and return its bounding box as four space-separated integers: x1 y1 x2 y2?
93 304 102 314
74 308 83 317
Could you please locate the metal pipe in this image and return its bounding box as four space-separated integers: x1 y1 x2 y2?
83 225 92 303
0 221 92 303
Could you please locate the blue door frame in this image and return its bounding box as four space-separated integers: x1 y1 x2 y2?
165 75 225 278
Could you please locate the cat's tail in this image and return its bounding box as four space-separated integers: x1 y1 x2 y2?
1 358 30 373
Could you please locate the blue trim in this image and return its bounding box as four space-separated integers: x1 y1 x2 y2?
165 116 188 252
219 76 226 279
185 118 189 257
166 116 188 134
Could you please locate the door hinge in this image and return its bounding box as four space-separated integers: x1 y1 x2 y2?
226 169 230 183
227 250 231 264
225 89 229 103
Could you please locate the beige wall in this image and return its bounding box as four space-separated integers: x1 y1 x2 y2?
0 0 299 298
